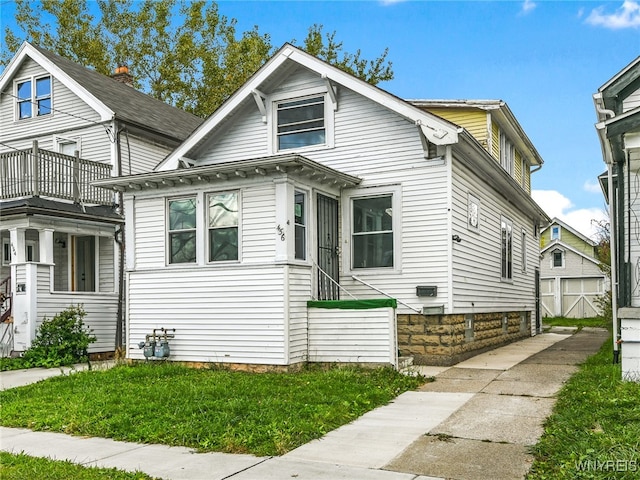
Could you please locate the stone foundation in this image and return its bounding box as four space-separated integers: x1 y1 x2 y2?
398 311 532 366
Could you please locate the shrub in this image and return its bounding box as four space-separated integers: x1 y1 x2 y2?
22 305 96 368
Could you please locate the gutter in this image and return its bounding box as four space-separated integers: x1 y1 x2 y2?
593 92 620 363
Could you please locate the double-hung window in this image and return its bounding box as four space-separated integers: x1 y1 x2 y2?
276 95 325 150
352 195 394 269
501 216 513 280
552 250 563 268
208 192 238 262
168 197 197 264
16 76 51 119
294 191 306 260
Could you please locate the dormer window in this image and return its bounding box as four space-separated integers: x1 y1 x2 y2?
16 76 51 119
551 225 561 240
276 95 325 150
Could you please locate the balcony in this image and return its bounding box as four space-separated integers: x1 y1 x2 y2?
0 142 113 206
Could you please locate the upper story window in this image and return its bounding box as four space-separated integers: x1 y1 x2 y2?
499 131 514 176
551 225 561 240
16 76 51 119
276 95 325 150
552 249 564 268
168 197 197 264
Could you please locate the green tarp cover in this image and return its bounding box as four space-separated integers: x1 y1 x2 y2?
307 299 397 310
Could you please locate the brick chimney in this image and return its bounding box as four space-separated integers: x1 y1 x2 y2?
112 65 134 87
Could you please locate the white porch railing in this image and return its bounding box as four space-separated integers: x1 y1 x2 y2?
351 275 423 314
313 261 357 301
0 141 113 205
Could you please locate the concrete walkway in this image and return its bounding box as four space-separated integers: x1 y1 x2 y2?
0 329 609 480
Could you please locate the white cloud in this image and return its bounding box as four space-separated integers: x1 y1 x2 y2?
586 0 640 29
584 179 603 194
532 189 608 240
521 0 537 15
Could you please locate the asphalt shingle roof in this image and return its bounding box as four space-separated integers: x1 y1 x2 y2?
31 44 203 142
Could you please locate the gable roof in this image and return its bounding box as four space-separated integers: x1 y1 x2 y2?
408 99 544 167
541 217 597 246
540 238 602 267
0 42 203 142
156 43 462 171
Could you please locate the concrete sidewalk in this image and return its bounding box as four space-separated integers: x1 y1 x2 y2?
0 329 609 480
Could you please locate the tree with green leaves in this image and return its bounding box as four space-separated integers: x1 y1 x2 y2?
2 0 393 118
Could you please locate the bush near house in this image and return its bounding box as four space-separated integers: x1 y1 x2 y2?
0 305 95 371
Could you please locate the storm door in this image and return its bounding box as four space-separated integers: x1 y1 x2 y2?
317 193 339 300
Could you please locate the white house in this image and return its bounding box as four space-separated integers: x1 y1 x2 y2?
594 56 640 380
0 42 203 356
97 44 549 368
539 218 607 319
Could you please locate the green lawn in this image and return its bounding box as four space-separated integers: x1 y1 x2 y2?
542 316 611 330
0 452 156 480
528 335 640 479
0 363 423 456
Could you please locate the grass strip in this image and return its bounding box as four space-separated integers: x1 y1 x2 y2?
0 363 422 456
0 452 156 480
528 336 640 479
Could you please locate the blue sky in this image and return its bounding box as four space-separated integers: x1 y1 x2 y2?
2 1 639 238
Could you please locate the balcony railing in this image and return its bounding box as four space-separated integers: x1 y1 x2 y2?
0 141 113 206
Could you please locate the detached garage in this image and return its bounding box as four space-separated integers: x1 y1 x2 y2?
539 218 607 319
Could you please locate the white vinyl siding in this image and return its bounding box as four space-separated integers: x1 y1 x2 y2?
122 134 175 175
126 267 288 364
1 58 103 143
307 306 396 364
35 264 118 352
623 87 640 112
450 159 538 314
288 265 312 363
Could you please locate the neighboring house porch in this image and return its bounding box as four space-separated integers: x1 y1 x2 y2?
0 143 121 356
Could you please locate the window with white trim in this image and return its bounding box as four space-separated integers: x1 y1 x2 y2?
208 192 239 262
501 216 513 280
55 136 80 156
294 191 306 260
16 75 51 119
500 131 514 175
552 250 564 268
521 229 527 272
551 225 561 240
168 197 197 264
276 95 325 150
352 195 394 269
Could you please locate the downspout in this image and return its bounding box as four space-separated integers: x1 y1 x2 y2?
595 94 619 363
113 118 125 353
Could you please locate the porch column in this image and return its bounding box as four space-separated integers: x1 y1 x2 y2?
39 228 54 264
274 178 295 262
9 228 38 351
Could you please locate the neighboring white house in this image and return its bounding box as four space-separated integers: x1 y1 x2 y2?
595 56 640 380
96 43 549 368
539 218 606 319
0 42 203 356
